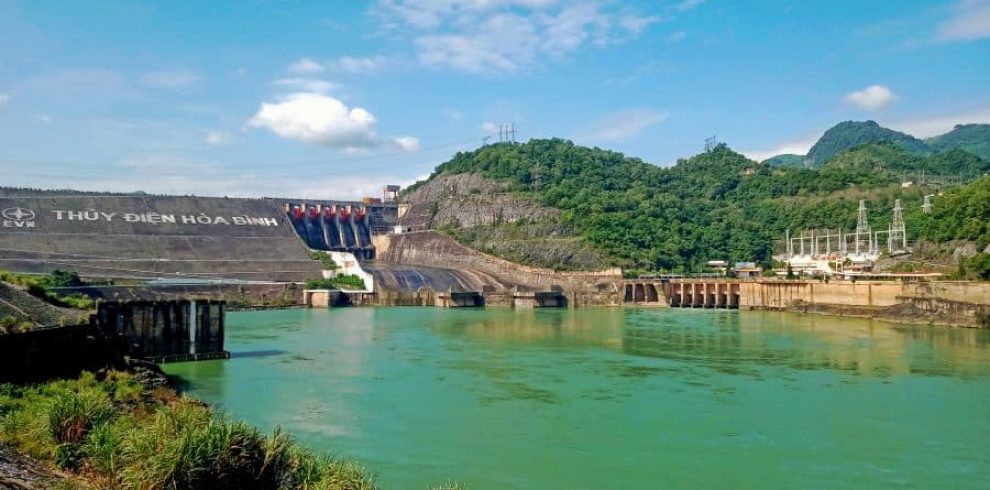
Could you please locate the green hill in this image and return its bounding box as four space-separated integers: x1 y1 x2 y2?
926 124 990 161
762 154 805 167
821 142 989 178
806 120 928 165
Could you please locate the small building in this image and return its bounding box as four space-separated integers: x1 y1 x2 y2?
706 260 728 275
732 262 762 278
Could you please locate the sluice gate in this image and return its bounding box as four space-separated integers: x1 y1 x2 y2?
285 202 378 259
623 280 740 309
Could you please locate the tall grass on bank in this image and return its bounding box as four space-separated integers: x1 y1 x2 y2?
0 371 377 489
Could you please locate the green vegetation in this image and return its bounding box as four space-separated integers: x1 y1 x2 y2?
926 123 990 161
910 175 990 246
305 274 366 290
0 269 96 311
761 154 805 167
421 137 990 272
805 120 928 165
0 371 376 489
308 251 339 270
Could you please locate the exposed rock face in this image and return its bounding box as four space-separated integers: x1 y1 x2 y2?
399 173 608 270
0 444 65 489
378 230 621 290
400 173 560 230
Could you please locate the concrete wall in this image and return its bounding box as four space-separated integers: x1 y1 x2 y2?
737 280 989 309
53 283 304 307
377 230 621 290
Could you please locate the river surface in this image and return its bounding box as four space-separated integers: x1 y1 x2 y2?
162 308 990 489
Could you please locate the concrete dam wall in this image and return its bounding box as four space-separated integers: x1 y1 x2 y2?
375 230 622 290
0 191 325 281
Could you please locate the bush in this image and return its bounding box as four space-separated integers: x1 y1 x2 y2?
47 390 116 445
0 372 384 489
309 251 339 270
304 274 366 291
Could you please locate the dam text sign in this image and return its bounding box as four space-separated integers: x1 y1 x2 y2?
1 206 280 229
51 210 280 227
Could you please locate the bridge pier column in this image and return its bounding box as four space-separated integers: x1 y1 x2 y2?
188 300 198 355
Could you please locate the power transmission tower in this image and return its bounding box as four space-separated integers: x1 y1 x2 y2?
704 134 718 152
890 199 906 250
509 123 517 143
855 200 871 254
922 194 933 214
482 136 491 146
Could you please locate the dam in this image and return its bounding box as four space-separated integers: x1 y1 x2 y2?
0 188 399 282
2 187 988 327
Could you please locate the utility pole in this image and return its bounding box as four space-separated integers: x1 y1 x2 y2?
922 194 933 214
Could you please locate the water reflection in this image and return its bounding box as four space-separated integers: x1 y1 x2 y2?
427 308 990 379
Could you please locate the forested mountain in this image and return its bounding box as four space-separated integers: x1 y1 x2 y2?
761 154 805 167
822 142 989 178
409 138 990 272
926 124 990 161
805 120 927 165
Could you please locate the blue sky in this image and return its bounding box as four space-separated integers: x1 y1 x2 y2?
1 0 989 198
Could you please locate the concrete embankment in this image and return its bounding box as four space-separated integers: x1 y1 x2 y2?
370 230 624 305
0 191 322 282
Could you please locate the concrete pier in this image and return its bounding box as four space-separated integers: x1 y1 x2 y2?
666 281 740 309
95 300 229 363
436 290 484 307
509 290 565 308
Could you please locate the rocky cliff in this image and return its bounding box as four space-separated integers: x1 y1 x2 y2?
399 173 608 270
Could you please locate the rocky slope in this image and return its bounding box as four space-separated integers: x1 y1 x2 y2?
399 173 608 270
0 281 89 330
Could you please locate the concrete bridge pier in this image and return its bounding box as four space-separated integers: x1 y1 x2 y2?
665 281 740 309
622 282 668 306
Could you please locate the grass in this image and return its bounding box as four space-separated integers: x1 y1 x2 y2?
1 269 97 311
0 371 380 489
305 274 366 291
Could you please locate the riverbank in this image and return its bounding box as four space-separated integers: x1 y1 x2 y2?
0 363 380 489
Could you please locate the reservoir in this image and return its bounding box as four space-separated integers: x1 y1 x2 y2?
163 308 990 489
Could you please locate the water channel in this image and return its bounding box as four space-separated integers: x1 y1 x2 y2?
163 308 990 489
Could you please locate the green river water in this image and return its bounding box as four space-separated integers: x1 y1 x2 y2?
162 308 990 489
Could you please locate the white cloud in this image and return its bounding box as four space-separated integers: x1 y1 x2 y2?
673 0 705 12
742 135 820 163
248 92 417 152
442 108 464 120
274 77 337 93
844 85 897 111
936 0 990 42
327 55 391 74
588 109 668 141
377 0 657 74
205 131 227 145
34 114 53 124
619 14 662 36
389 136 420 152
481 121 498 133
666 30 687 42
0 92 9 106
288 58 326 74
140 69 200 89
